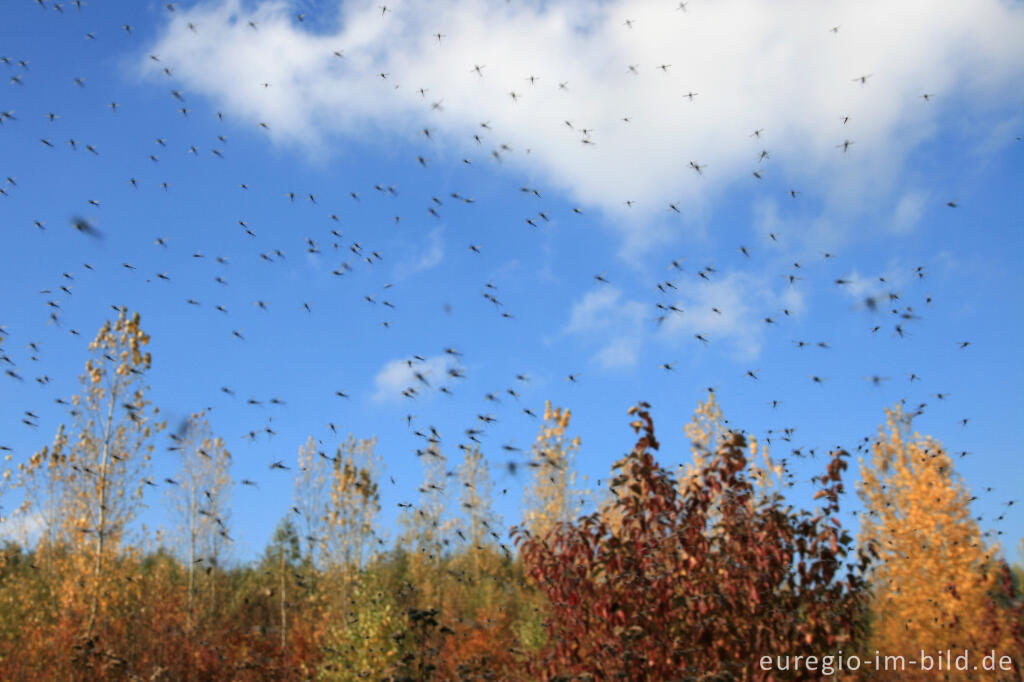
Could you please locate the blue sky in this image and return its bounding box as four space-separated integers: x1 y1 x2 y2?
1 0 1023 563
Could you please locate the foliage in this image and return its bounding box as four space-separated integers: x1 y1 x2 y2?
165 410 232 634
513 400 869 681
522 402 583 539
294 435 329 567
858 405 1024 679
3 310 1018 681
319 570 406 680
15 308 164 649
324 435 382 571
400 443 451 611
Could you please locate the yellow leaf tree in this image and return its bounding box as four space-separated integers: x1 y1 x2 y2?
677 390 780 504
522 401 582 539
858 405 1024 677
19 309 163 643
321 434 383 630
324 435 382 571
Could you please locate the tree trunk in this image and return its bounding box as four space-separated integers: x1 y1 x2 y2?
280 546 287 652
86 385 118 639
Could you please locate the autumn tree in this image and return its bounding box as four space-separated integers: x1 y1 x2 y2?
18 309 163 642
0 406 11 530
858 405 1024 678
521 401 582 539
314 433 384 657
318 567 407 680
264 516 303 652
401 443 450 611
513 400 869 681
17 425 69 568
165 411 232 632
0 330 8 529
294 435 328 567
456 443 500 579
323 435 382 571
427 444 522 679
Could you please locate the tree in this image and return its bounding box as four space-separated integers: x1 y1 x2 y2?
0 331 10 528
264 516 302 652
17 425 69 555
456 443 500 582
401 443 450 611
18 309 163 640
858 405 1024 678
293 435 328 568
165 411 231 632
317 434 383 646
318 569 406 680
0 435 11 533
324 435 382 571
521 401 582 540
513 400 868 681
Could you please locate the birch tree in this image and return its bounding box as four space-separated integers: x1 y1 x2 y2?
293 435 328 567
165 411 231 630
457 443 500 581
19 308 163 639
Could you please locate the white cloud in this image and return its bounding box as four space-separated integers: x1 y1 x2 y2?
0 512 44 544
594 336 639 370
890 190 929 234
837 262 912 312
371 354 450 402
563 286 647 368
751 198 783 243
563 274 807 365
144 0 1024 249
657 271 804 361
564 286 645 335
394 226 445 279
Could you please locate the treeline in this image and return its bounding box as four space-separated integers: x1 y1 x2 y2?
0 310 1022 681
